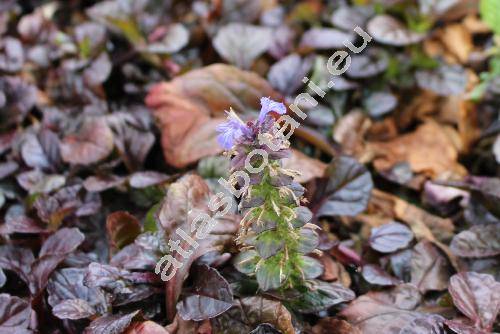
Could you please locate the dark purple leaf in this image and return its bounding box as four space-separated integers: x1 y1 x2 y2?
83 310 139 334
399 314 446 334
0 161 18 180
213 23 272 69
0 205 45 235
0 245 34 284
300 28 355 50
448 272 500 331
84 262 132 294
369 222 414 253
176 265 233 321
0 37 24 72
60 117 114 165
249 324 281 334
416 64 468 96
363 91 398 118
367 15 426 46
40 227 85 257
0 77 37 128
267 54 313 96
48 267 108 317
21 130 60 171
84 52 112 87
410 241 451 293
0 294 33 330
111 119 155 172
346 48 389 78
450 223 500 258
128 171 169 189
268 25 295 59
362 264 402 286
340 285 438 333
445 320 487 334
331 6 374 31
315 156 373 217
83 175 126 192
52 299 96 320
110 244 158 270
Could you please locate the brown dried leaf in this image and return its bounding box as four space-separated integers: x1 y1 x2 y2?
145 64 280 168
367 121 466 179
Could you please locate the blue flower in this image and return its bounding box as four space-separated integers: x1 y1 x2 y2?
216 110 251 149
258 97 286 123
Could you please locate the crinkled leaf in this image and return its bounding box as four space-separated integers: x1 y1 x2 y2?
448 272 500 331
0 245 34 284
0 294 33 330
84 310 139 334
0 204 45 235
52 298 96 320
369 222 414 253
84 262 132 295
450 223 500 258
48 268 108 313
316 156 373 217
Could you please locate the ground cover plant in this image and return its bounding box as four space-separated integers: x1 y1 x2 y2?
0 0 499 333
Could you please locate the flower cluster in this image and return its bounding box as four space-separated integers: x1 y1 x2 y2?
217 97 323 292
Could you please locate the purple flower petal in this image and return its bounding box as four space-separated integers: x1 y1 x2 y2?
216 114 251 149
258 97 286 123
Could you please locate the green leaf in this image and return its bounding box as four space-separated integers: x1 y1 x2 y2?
255 230 284 259
296 229 319 254
143 203 160 233
233 250 259 275
480 0 500 35
287 280 355 313
299 256 323 279
256 256 288 291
